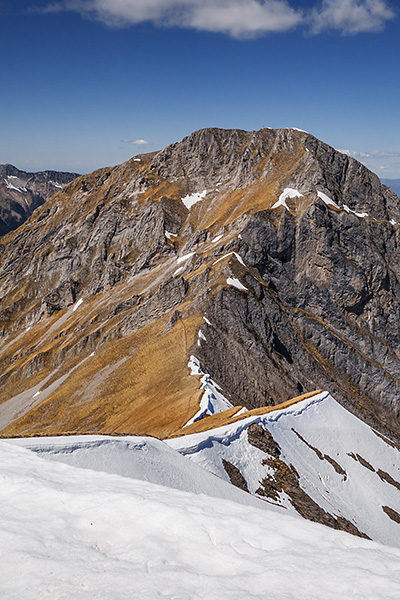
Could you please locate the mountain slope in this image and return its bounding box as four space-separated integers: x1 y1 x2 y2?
169 391 400 548
0 128 400 442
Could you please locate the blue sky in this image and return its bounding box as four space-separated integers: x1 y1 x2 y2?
1 0 399 177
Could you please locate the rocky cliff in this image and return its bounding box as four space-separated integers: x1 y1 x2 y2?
0 164 79 236
0 128 400 443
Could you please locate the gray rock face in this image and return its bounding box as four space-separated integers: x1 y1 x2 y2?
0 164 79 237
196 201 400 437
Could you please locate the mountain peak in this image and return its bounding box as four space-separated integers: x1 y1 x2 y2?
0 128 399 447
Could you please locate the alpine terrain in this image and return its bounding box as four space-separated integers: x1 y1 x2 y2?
1 127 400 598
0 164 79 237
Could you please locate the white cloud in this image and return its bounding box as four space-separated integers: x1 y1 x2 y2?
37 0 303 37
188 1 303 37
36 0 395 37
121 139 152 145
310 0 395 35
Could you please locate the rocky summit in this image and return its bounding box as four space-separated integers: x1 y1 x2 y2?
0 164 79 237
0 127 400 446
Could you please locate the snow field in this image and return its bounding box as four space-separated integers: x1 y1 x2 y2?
2 438 400 599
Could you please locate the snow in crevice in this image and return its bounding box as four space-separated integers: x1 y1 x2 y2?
343 204 368 219
317 190 340 209
317 190 369 219
203 316 211 326
213 252 246 266
165 231 178 240
181 190 207 210
211 234 223 244
272 188 303 210
177 252 195 265
72 298 84 312
184 355 233 427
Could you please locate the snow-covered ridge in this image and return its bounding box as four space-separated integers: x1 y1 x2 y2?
169 391 400 549
184 355 234 427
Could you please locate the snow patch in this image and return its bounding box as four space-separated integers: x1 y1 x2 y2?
272 188 303 210
227 277 248 291
343 204 368 219
213 252 246 266
317 190 340 209
72 298 84 312
211 234 223 244
165 231 177 240
203 316 211 326
390 219 397 225
176 252 195 265
233 252 246 266
182 190 207 210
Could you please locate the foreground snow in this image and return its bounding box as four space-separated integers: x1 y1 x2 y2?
2 439 400 600
0 420 400 600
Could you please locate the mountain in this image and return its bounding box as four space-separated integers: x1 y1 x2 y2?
1 127 400 443
382 178 400 198
1 127 400 581
0 164 79 236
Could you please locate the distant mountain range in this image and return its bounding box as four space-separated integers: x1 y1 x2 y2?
0 164 79 237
